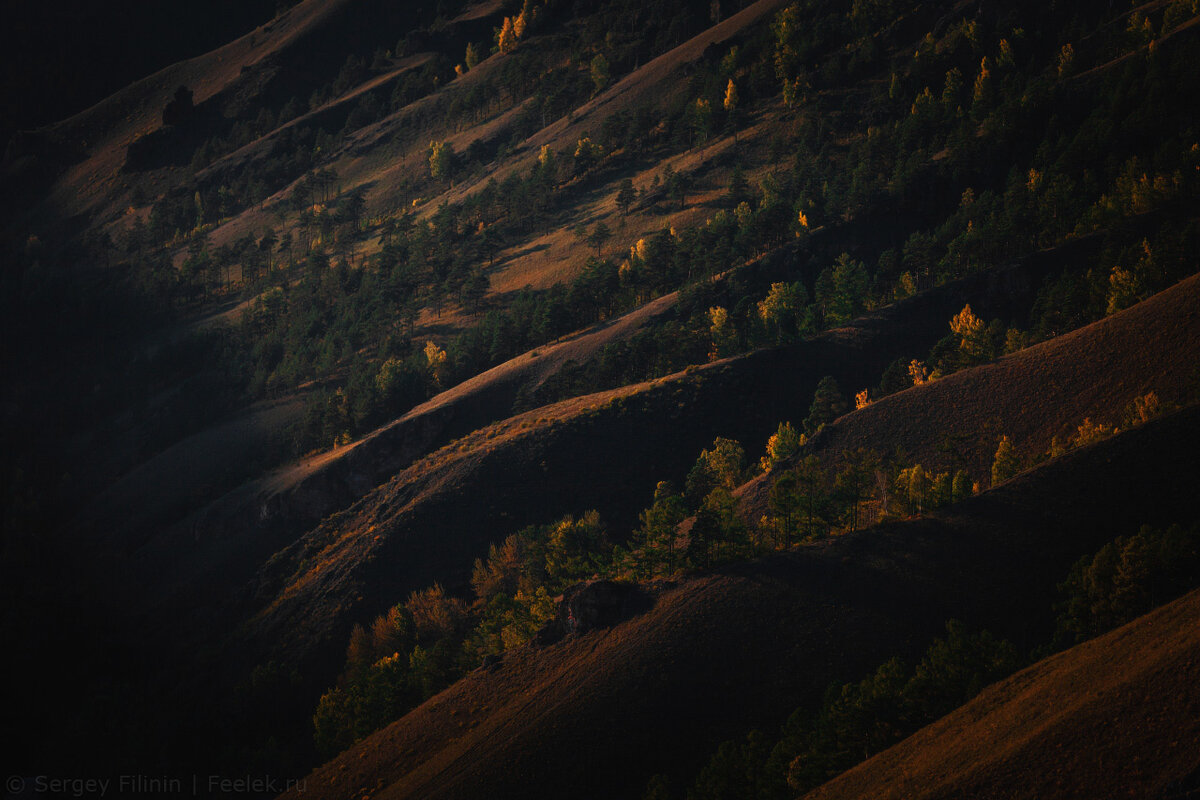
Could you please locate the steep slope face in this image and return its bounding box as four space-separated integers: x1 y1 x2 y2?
4 0 353 229
285 404 1200 800
229 254 1058 678
71 286 680 573
738 267 1200 519
182 0 794 301
804 588 1200 800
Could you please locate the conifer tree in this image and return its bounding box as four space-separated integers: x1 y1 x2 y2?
616 178 637 218
757 281 808 344
991 435 1019 486
724 79 740 145
708 306 739 361
586 221 611 256
950 303 992 366
761 421 803 470
590 54 611 94
805 376 847 435
428 140 456 187
497 17 518 54
424 341 448 388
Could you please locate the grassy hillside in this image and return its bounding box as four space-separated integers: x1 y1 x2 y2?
285 402 1200 799
3 0 1200 791
805 587 1200 800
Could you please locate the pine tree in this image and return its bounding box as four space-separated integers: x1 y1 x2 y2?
724 79 740 145
424 341 448 387
590 54 611 94
428 140 456 187
757 281 808 344
497 17 518 54
805 376 847 435
708 306 738 361
616 178 637 218
761 421 803 470
950 303 992 366
991 435 1019 486
586 221 611 256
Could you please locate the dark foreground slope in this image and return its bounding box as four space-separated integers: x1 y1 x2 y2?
284 402 1200 800
806 588 1200 800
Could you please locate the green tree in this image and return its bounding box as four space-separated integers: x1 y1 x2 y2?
949 303 992 366
686 436 747 507
817 253 869 326
834 450 877 531
497 16 518 54
757 281 809 344
768 470 802 546
805 376 847 435
793 455 829 539
544 511 609 587
708 306 739 361
465 42 480 70
1055 522 1200 644
616 178 637 218
772 4 809 105
723 79 740 145
590 53 611 94
990 435 1019 486
428 140 456 187
667 167 691 209
634 481 687 575
586 221 611 256
951 469 973 502
761 421 803 471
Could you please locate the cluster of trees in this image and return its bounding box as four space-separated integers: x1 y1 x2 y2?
654 510 1200 800
759 447 975 547
1054 520 1200 646
984 391 1171 489
119 0 1200 467
312 512 613 757
647 621 1020 800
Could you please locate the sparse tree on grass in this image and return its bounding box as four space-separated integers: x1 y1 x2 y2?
724 79 740 146
616 178 637 219
428 140 457 188
586 221 611 256
424 341 448 388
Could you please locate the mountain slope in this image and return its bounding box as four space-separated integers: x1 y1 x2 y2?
805 587 1200 800
284 400 1200 800
228 251 1063 676
739 265 1200 519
